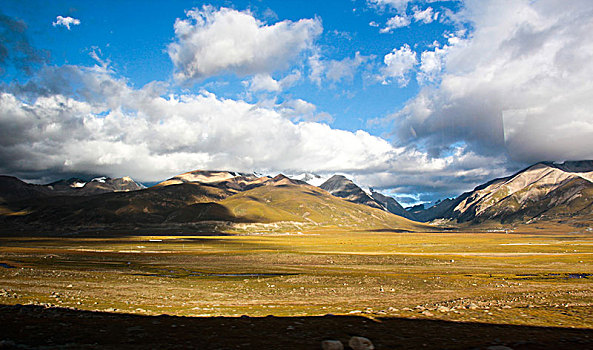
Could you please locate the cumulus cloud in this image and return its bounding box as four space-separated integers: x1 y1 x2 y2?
246 70 302 93
52 16 80 30
168 6 322 82
379 44 417 86
276 99 334 123
417 44 447 83
412 7 437 24
308 52 369 86
380 15 411 33
367 0 412 13
391 0 593 164
377 7 437 33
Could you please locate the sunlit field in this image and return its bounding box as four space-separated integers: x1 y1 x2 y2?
2 230 592 328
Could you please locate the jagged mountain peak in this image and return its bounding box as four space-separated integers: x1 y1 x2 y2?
267 174 309 186
286 173 329 187
319 175 414 219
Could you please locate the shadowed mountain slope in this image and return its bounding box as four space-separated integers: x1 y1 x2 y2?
319 175 415 220
0 175 144 204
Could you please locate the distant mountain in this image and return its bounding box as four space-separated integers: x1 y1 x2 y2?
318 175 415 219
61 176 145 195
369 189 417 220
0 175 144 203
412 161 593 225
319 175 386 211
156 170 269 193
287 173 330 187
406 198 460 222
218 177 422 230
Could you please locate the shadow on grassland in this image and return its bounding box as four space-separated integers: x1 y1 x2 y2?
1 304 592 349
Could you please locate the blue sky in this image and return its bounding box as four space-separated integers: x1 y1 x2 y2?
1 0 593 206
2 0 459 133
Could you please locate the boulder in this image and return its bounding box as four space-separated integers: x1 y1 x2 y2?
321 340 344 350
349 336 374 350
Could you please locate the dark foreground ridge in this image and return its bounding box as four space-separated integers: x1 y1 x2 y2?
1 304 592 349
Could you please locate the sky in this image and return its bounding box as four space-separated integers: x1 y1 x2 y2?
1 0 593 206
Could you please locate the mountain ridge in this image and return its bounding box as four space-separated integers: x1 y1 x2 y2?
411 160 593 225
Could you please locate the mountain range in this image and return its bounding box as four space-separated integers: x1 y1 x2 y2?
1 160 592 235
0 171 423 235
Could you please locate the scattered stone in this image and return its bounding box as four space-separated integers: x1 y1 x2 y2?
321 340 344 350
468 303 479 310
349 336 374 350
421 310 434 317
437 306 451 313
387 307 399 312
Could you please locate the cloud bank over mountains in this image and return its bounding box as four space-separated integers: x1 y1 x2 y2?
1 1 592 205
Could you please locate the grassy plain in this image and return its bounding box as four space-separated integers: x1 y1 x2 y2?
1 229 592 330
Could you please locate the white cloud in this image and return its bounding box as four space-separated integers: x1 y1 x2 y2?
379 44 417 86
308 52 369 85
391 0 593 164
380 15 411 33
412 7 438 24
247 74 281 92
277 99 334 123
417 45 447 83
246 70 302 93
52 16 80 30
368 0 412 13
167 6 322 82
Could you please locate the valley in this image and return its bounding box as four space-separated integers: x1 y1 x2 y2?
1 230 592 348
2 164 593 348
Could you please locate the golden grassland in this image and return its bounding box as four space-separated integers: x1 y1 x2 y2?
1 229 592 330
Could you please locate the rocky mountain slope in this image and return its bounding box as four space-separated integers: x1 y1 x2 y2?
369 189 417 220
318 175 416 220
156 170 270 193
412 161 593 225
